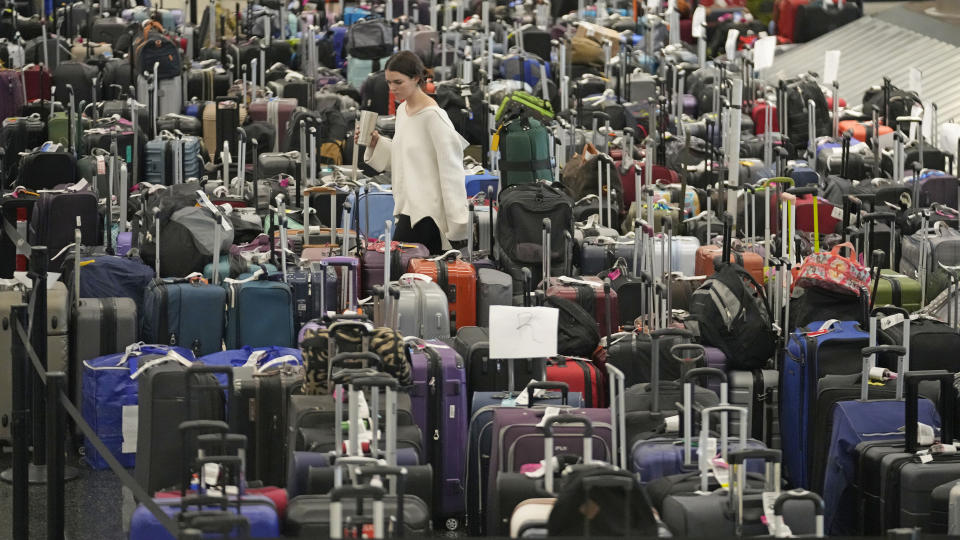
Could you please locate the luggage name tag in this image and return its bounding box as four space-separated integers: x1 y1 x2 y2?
880 313 905 330
831 205 844 221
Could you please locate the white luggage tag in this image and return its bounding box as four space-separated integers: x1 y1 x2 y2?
515 380 550 406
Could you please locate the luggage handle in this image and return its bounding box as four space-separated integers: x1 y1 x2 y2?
525 381 569 407
671 343 705 363
682 365 729 467
542 414 594 494
354 465 408 517
330 485 386 540
697 405 750 492
179 511 251 536
774 489 825 538
904 370 955 453
330 352 382 370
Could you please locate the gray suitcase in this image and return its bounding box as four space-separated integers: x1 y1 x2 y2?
72 297 138 408
395 275 451 339
477 268 512 327
900 218 960 301
0 289 23 442
729 369 781 449
137 74 184 119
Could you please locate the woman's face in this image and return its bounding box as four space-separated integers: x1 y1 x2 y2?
385 70 419 102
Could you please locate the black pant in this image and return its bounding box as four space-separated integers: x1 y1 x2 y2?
394 214 443 255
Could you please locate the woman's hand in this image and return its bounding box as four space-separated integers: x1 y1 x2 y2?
355 126 380 150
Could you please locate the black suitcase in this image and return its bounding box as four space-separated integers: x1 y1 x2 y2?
258 151 300 181
99 57 133 100
854 371 957 534
233 359 303 487
216 97 241 160
446 326 545 402
186 66 231 102
52 61 98 107
88 16 128 48
18 146 77 190
0 115 45 185
157 113 203 136
133 360 226 494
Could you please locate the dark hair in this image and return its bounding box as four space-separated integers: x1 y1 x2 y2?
384 51 428 88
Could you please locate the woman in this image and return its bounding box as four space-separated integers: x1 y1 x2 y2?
361 51 469 254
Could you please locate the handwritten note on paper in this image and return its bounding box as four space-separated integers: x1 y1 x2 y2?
909 67 923 98
489 306 559 359
725 29 740 61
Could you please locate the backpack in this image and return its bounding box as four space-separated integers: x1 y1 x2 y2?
547 466 660 537
685 262 776 370
496 116 554 189
783 75 830 154
134 23 182 79
559 143 624 229
544 295 600 357
345 18 392 60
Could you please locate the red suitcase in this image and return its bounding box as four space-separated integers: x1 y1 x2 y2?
22 65 52 101
407 251 478 331
752 100 779 135
545 356 606 407
546 276 619 336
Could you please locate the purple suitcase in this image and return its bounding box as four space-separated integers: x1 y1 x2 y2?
407 338 469 527
360 240 430 297
486 407 613 534
682 93 697 117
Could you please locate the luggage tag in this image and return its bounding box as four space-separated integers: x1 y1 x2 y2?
514 379 547 406
880 312 905 330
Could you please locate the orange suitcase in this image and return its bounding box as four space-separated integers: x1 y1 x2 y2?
407 251 477 330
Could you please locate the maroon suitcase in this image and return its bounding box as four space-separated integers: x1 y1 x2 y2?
546 276 619 336
248 97 297 152
360 239 429 297
486 407 614 535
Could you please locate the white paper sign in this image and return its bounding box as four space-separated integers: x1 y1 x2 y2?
753 35 777 71
647 0 658 13
823 50 841 86
691 7 706 38
725 29 740 61
489 305 559 359
923 100 934 142
121 405 138 453
911 103 924 141
909 67 923 98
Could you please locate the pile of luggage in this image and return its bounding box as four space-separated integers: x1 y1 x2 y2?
4 0 960 537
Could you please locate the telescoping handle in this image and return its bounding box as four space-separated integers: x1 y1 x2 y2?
904 370 955 454
542 414 594 494
649 328 693 414
774 489 825 538
682 365 728 467
697 405 750 493
525 380 569 407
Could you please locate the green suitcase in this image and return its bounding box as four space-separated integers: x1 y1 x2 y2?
873 269 923 312
47 111 89 149
495 90 555 126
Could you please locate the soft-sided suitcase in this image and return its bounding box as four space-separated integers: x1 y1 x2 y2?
545 356 605 408
223 269 295 349
28 183 98 269
449 326 547 401
407 251 478 331
477 267 512 327
360 239 429 297
407 338 468 528
141 278 227 357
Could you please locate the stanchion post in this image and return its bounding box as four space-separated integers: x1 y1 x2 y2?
10 304 29 539
46 372 66 540
30 246 48 467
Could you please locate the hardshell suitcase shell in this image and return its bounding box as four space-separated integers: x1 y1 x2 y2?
248 97 297 152
72 297 138 412
408 253 478 331
407 338 469 525
394 275 452 339
694 245 764 284
477 268 513 327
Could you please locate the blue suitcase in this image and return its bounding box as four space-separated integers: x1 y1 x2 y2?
788 159 820 187
465 384 583 536
141 278 228 356
285 264 337 330
781 320 868 488
465 173 499 198
823 398 940 534
129 495 280 539
223 269 295 348
347 183 394 240
499 53 551 89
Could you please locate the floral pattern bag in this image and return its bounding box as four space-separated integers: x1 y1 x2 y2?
796 242 871 296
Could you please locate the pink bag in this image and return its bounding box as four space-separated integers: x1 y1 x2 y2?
795 242 871 296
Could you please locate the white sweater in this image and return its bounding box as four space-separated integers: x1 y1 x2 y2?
363 102 469 243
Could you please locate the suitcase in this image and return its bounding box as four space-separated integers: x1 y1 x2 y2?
249 97 297 152
202 347 303 487
406 338 468 528
477 267 512 328
407 251 478 331
486 407 613 535
132 357 224 495
853 371 957 534
81 345 194 470
546 276 618 337
0 116 45 187
141 278 227 357
21 63 51 101
781 320 869 488
223 269 295 349
136 74 183 118
71 297 138 411
202 98 248 160
186 66 232 102
929 479 960 534
545 356 605 408
360 239 429 298
449 325 547 401
901 218 960 302
465 172 499 198
465 382 582 536
28 184 98 269
0 288 25 442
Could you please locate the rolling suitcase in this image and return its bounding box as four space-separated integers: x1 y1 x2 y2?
141 278 227 357
71 296 137 408
407 250 477 331
546 276 618 336
477 267 512 328
223 268 295 349
406 337 468 529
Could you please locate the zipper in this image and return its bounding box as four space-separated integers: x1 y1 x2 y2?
424 345 444 505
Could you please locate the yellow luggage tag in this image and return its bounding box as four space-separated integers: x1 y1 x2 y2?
491 126 502 152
